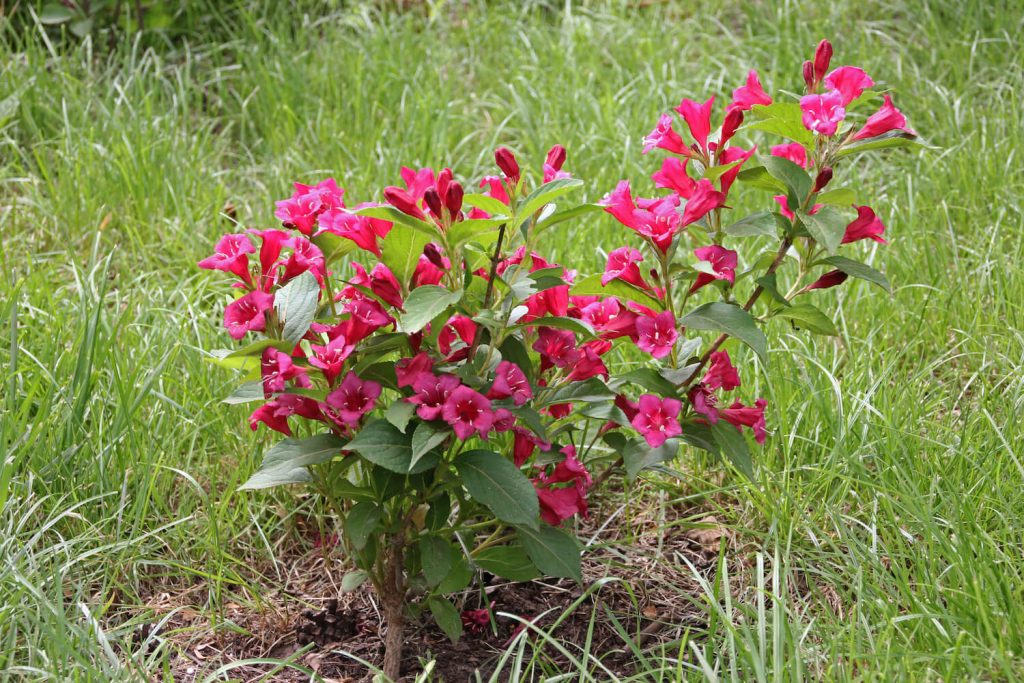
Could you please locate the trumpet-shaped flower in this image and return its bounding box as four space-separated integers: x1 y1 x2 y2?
800 90 846 136
631 394 683 447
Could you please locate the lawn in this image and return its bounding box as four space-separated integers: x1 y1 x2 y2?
2 0 1023 680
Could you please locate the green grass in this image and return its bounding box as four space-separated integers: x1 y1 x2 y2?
2 0 1024 679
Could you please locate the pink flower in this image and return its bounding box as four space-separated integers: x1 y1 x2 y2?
842 205 888 244
358 263 403 309
324 372 381 427
249 394 323 436
461 607 491 634
774 195 823 222
261 348 310 396
719 108 744 150
317 207 391 257
512 427 550 467
408 373 461 421
442 386 495 440
580 297 637 339
566 346 609 382
400 166 436 200
635 310 678 359
492 408 516 432
682 179 727 226
729 70 772 112
717 146 756 198
494 147 520 185
691 245 738 293
852 94 915 141
800 90 846 136
543 144 570 182
198 233 254 284
224 290 274 340
651 157 696 199
600 180 636 228
279 235 326 285
488 361 533 406
804 269 849 291
642 114 688 155
674 96 715 153
479 176 510 205
824 66 874 105
702 351 741 391
720 398 768 444
688 385 718 423
249 228 289 285
813 39 833 82
274 178 345 235
383 186 427 220
631 394 682 447
770 143 809 170
395 352 434 388
532 327 581 370
602 247 651 291
309 335 356 386
633 194 683 253
437 315 477 359
534 445 591 525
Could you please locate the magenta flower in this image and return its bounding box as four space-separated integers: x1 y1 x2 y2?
198 233 255 284
408 373 461 421
274 178 345 235
719 108 744 149
224 290 274 340
395 352 434 388
512 427 550 467
492 408 515 432
566 346 609 382
488 360 533 406
368 263 405 309
674 96 715 153
800 90 846 136
682 179 727 226
842 205 888 244
317 206 391 257
642 114 688 155
324 371 381 427
543 144 571 182
534 445 591 526
479 176 510 205
600 180 637 228
442 386 495 440
770 143 809 170
279 235 327 285
602 246 651 291
383 186 427 220
824 66 874 105
717 146 756 198
249 394 323 436
703 351 741 391
633 194 682 253
580 297 637 339
691 245 738 293
853 94 915 141
651 157 696 199
774 195 823 222
720 398 768 444
309 335 356 386
688 384 719 423
400 166 436 201
494 147 521 185
261 348 311 396
729 70 772 112
635 310 678 359
532 327 581 370
631 394 683 447
813 39 833 82
437 315 477 359
249 228 289 285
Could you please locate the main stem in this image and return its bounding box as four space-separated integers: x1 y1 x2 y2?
380 531 407 681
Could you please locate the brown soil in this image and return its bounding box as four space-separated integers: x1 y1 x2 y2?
123 488 738 682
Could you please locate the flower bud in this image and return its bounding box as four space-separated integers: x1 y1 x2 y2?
445 180 464 216
802 61 815 91
383 186 426 220
720 108 744 148
805 269 848 292
423 188 443 218
423 242 446 269
545 144 567 171
813 39 833 82
813 166 834 192
436 168 453 200
494 146 520 184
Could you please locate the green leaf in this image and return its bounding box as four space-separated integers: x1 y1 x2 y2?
517 178 584 227
381 223 432 289
385 400 417 433
822 255 891 292
702 159 744 182
223 381 265 405
681 302 767 363
274 271 320 346
578 400 631 427
605 434 680 480
39 3 75 24
436 556 473 593
710 420 754 478
344 501 381 550
815 188 857 206
744 103 815 145
498 336 533 382
547 377 615 405
535 203 602 235
736 166 787 194
462 193 510 216
410 421 449 470
800 205 851 255
774 303 839 335
474 545 540 582
723 211 782 238
312 231 357 263
428 597 463 643
419 536 454 587
521 316 595 337
510 406 549 442
517 524 582 581
355 205 438 237
447 217 508 250
756 273 791 307
346 420 438 474
763 155 812 208
455 450 539 528
240 434 345 490
400 285 462 333
681 422 719 456
837 130 930 158
341 570 368 592
570 274 663 311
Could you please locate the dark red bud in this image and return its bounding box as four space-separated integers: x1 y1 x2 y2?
813 167 834 192
805 269 848 292
813 39 833 81
383 186 426 220
545 144 567 171
423 188 443 218
445 181 464 215
494 146 520 184
423 242 446 269
720 108 744 148
802 61 815 91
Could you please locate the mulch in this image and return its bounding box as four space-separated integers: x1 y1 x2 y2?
120 486 740 682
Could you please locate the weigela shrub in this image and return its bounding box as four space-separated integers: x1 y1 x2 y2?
200 39 919 677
